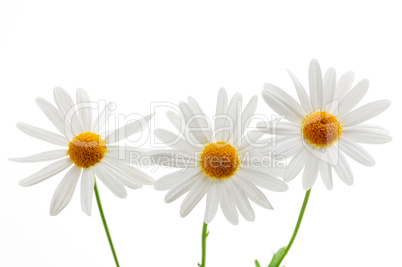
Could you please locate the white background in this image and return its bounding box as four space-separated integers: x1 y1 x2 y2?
0 1 401 267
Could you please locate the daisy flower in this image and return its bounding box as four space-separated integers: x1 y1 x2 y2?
259 59 391 190
255 59 391 267
10 87 154 266
10 87 154 216
153 88 288 226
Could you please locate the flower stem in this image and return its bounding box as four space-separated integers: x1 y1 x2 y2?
198 222 208 267
276 189 311 266
94 181 120 267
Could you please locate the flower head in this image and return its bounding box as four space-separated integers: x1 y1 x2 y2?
259 59 391 190
10 87 154 215
153 88 288 225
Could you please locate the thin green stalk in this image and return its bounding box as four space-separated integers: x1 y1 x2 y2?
277 189 311 265
94 181 120 267
198 222 208 267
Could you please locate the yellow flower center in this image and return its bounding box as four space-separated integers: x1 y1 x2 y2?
67 132 107 168
302 111 342 147
200 142 240 179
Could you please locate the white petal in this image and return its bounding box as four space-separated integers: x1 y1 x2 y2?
250 136 286 150
319 161 333 190
126 115 154 138
214 88 228 141
273 136 303 157
333 152 354 186
339 139 375 166
188 96 212 130
303 144 331 165
106 114 152 144
338 79 369 116
9 149 67 163
302 156 319 190
334 71 355 100
239 144 277 162
103 156 155 185
287 69 313 114
237 130 265 150
239 168 288 192
92 164 127 198
264 83 305 117
165 172 201 203
155 168 200 191
323 68 336 109
76 88 93 132
17 122 69 146
234 95 258 144
319 143 340 167
308 59 324 111
49 166 81 216
19 158 72 187
234 175 273 209
204 182 220 224
106 146 152 165
240 153 285 178
166 111 184 133
346 123 389 134
145 149 198 168
283 148 308 182
179 101 210 145
101 160 143 189
154 128 198 155
230 180 255 222
81 168 95 216
262 90 304 123
342 125 392 144
258 120 300 136
219 182 239 225
221 93 242 143
340 100 391 127
53 87 83 135
36 97 66 134
180 175 210 217
92 102 114 133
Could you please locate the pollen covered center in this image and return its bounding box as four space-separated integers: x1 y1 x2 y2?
302 111 342 147
67 132 107 168
200 142 240 179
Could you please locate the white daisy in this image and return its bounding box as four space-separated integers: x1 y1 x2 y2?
10 87 154 216
259 59 392 190
153 88 288 225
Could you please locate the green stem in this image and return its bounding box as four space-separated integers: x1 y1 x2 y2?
199 222 208 267
277 189 311 265
94 181 120 267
